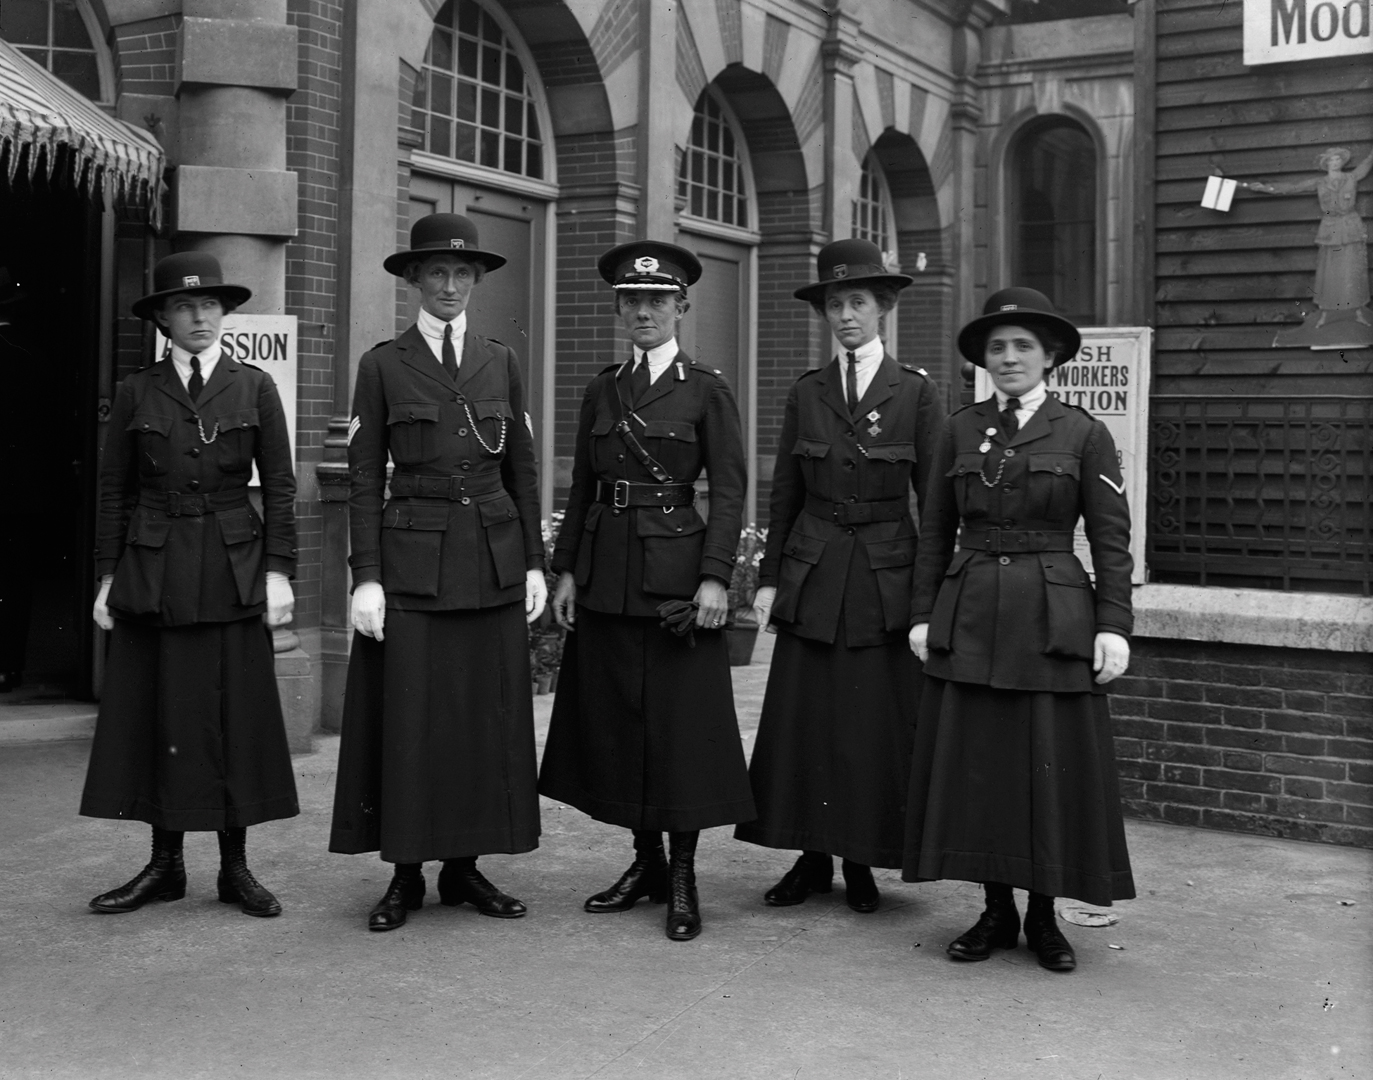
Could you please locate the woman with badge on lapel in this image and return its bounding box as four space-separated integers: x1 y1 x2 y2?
82 252 299 917
539 241 755 942
903 287 1135 972
736 239 945 913
329 214 547 932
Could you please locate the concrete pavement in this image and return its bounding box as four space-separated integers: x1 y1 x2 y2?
1 633 1369 1080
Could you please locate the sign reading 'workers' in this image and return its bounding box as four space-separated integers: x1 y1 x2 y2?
1244 0 1371 65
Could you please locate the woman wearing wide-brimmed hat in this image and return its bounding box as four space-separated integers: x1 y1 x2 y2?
81 251 299 918
329 213 547 932
903 287 1135 972
735 239 945 913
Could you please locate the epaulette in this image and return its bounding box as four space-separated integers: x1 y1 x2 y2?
598 361 623 375
797 366 823 380
899 362 931 379
951 401 981 415
1064 401 1097 420
240 362 265 373
687 358 725 378
371 340 392 352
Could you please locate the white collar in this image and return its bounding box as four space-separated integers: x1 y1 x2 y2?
416 305 466 342
835 335 884 368
994 381 1048 411
170 339 222 379
633 337 679 370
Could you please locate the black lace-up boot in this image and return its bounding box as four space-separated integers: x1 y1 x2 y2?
216 827 282 917
946 882 1020 961
665 830 701 941
89 827 187 914
585 830 668 912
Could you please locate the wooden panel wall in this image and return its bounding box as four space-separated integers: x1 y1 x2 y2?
1150 0 1373 396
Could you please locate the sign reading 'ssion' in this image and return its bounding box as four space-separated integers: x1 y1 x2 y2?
1244 0 1371 65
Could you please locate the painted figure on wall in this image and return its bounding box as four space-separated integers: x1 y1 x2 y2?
1243 146 1373 350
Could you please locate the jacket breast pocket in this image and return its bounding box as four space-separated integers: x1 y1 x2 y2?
108 508 172 615
214 408 261 474
866 535 917 631
129 412 174 477
642 420 697 443
864 442 917 497
948 451 991 518
217 504 266 606
1027 452 1081 522
637 507 707 598
926 548 974 651
471 400 512 459
1040 554 1096 660
380 502 449 596
387 401 442 465
772 532 827 624
478 492 526 589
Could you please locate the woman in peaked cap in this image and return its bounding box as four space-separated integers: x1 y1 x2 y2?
903 286 1135 972
81 251 299 918
736 238 945 914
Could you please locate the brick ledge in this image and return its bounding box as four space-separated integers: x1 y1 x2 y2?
1134 584 1373 654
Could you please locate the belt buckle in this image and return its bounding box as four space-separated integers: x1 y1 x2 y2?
613 480 630 508
165 492 181 517
449 475 465 501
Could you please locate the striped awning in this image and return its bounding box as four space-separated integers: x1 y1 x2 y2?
0 36 165 227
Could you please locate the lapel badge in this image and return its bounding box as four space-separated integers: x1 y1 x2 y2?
866 410 881 437
979 426 997 454
675 361 686 381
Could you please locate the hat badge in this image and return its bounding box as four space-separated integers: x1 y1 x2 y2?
832 264 848 279
634 256 659 274
1000 304 1019 311
450 238 465 249
183 275 201 287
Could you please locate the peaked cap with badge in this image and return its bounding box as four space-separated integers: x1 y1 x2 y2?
793 238 914 305
383 212 508 277
957 286 1082 367
597 240 702 292
130 252 253 320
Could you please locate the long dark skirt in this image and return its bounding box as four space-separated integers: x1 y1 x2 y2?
733 627 918 868
538 608 756 832
80 617 298 831
329 603 539 864
901 676 1135 906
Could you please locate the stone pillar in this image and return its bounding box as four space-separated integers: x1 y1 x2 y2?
637 0 678 239
820 2 863 247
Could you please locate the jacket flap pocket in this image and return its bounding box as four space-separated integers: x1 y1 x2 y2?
642 420 697 442
126 512 171 548
218 407 260 431
381 503 450 530
943 548 975 576
791 438 831 460
387 401 441 425
217 505 262 546
781 533 826 565
1029 452 1080 478
473 400 512 421
866 536 916 569
636 508 706 537
948 452 985 477
128 412 173 436
865 442 916 463
1042 554 1090 587
477 493 520 527
590 416 615 436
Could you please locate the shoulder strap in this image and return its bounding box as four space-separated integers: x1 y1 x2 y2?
610 361 673 483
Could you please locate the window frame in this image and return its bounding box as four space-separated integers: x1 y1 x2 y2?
5 0 114 105
677 87 758 243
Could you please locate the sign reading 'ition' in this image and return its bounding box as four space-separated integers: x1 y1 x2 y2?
1244 0 1371 65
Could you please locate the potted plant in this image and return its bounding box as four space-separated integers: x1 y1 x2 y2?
530 511 566 694
725 524 767 666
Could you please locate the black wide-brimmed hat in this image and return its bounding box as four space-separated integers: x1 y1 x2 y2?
957 286 1082 367
383 213 507 277
131 252 252 321
793 238 913 305
598 240 701 291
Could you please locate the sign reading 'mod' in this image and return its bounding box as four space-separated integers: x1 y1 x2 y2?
1244 0 1371 65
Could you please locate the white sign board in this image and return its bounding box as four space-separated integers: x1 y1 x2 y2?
156 314 299 467
1244 0 1372 65
975 326 1151 584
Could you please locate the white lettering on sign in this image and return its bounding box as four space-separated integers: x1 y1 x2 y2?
976 327 1152 584
1244 0 1371 65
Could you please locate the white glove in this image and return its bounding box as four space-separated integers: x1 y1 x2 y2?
264 571 294 627
1093 631 1130 684
92 576 114 631
752 586 776 634
908 622 929 663
351 581 387 641
526 569 548 624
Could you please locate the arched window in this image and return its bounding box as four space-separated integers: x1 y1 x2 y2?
851 156 892 253
412 0 545 179
1009 117 1097 324
678 92 748 229
1 0 106 103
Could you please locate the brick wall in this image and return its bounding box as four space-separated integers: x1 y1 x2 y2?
283 0 344 630
1112 638 1373 849
112 16 180 98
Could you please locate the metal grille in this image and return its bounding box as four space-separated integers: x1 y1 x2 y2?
1148 396 1372 594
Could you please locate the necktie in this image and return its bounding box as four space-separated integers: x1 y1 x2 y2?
1000 397 1021 440
188 356 203 402
846 351 859 413
441 323 458 382
629 358 652 408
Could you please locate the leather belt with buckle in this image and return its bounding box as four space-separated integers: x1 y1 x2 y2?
138 489 249 517
960 528 1075 553
804 494 908 525
595 480 696 509
389 471 507 504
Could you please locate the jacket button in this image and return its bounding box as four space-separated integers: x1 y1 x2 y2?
1055 465 1063 473
189 448 200 458
461 497 471 505
142 422 150 430
668 431 676 437
187 480 200 491
844 460 855 470
1003 519 1014 528
459 428 468 436
675 525 683 533
406 520 413 528
617 454 625 463
847 495 857 503
1005 449 1016 457
999 556 1010 565
1003 486 1013 494
846 527 856 536
460 461 471 471
507 510 515 519
612 508 622 517
846 430 854 438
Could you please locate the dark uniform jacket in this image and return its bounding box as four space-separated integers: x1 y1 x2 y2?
551 353 746 617
96 357 297 626
348 324 542 610
914 393 1133 694
759 354 945 648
